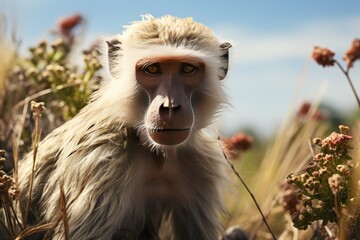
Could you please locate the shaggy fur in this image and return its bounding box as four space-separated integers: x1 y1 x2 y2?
18 15 231 240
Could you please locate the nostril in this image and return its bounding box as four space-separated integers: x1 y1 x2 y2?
160 103 181 111
159 103 181 112
174 104 181 111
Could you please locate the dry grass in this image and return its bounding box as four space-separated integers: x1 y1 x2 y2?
0 13 359 240
221 40 360 240
0 13 100 239
222 103 330 238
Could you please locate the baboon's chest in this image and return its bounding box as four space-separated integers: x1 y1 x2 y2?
135 149 195 202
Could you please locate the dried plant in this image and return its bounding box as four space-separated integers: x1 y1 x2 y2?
343 38 360 70
24 101 45 225
221 132 253 161
0 13 101 170
312 46 335 67
0 149 21 239
223 100 330 239
220 132 276 239
0 13 101 239
242 40 360 240
1 12 359 240
287 125 360 238
311 40 360 108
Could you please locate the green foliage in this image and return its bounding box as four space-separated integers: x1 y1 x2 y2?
15 38 101 120
0 34 101 161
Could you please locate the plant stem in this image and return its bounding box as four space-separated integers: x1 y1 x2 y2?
25 105 42 224
220 139 277 240
333 193 341 222
10 81 82 114
335 60 360 109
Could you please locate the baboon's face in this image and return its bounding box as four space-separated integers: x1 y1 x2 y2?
136 56 205 146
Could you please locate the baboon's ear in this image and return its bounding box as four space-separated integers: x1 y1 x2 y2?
93 36 123 79
218 42 232 80
106 38 122 78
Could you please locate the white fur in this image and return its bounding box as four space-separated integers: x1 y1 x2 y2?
18 15 230 240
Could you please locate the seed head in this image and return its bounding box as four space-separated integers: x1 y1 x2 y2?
222 132 253 160
58 14 84 37
0 150 6 169
38 40 48 49
0 150 18 206
328 173 342 194
339 125 349 134
312 46 335 67
296 102 325 120
279 181 300 215
336 164 350 176
31 101 46 118
51 38 65 49
229 133 253 151
313 138 322 146
31 101 46 113
343 38 360 69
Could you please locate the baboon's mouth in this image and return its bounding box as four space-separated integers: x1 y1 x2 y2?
151 128 190 132
147 127 191 145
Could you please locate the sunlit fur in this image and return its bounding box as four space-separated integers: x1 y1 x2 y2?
18 15 230 240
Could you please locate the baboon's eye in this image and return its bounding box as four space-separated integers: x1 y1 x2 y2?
181 63 198 75
143 63 161 75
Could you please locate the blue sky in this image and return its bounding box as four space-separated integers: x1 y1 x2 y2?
2 0 360 136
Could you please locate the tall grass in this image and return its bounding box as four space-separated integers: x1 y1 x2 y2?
0 13 359 240
223 103 330 239
0 13 99 239
222 41 360 239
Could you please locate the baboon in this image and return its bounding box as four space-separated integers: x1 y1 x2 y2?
18 15 232 240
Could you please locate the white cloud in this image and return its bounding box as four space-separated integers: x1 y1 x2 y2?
214 16 360 64
212 16 360 135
